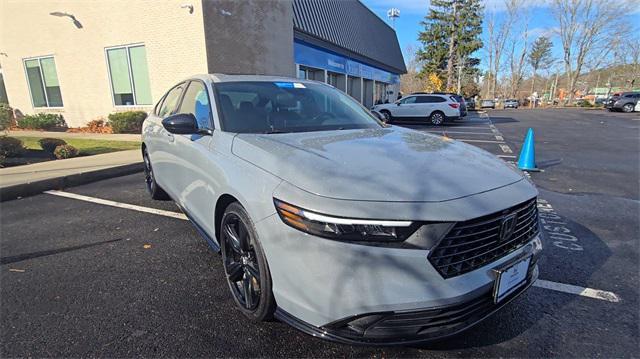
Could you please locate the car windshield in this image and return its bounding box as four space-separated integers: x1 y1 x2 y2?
214 81 383 134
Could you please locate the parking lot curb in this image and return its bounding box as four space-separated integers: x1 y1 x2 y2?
0 162 143 202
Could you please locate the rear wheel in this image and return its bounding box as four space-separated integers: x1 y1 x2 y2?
429 111 445 125
143 147 170 200
622 103 634 113
220 202 276 321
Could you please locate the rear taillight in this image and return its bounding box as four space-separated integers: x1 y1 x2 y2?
448 103 459 109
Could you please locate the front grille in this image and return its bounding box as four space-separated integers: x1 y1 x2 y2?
429 198 539 278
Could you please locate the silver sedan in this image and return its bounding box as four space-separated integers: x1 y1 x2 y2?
141 74 542 345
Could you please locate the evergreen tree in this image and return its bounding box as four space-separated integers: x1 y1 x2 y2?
528 36 554 106
417 0 483 93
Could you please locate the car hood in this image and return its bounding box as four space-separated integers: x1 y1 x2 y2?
232 126 525 202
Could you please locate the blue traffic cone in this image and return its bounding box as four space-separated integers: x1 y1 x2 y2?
517 128 539 171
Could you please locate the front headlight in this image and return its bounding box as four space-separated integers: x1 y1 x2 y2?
274 199 418 242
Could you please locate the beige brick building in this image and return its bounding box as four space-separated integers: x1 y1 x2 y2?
0 0 213 127
0 0 404 127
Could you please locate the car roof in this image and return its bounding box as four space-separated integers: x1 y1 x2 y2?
209 73 319 84
408 93 452 98
180 73 322 85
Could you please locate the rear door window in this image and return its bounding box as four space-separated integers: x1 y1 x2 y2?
400 96 417 104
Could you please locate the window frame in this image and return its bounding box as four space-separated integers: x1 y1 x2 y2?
104 43 152 108
22 55 64 109
400 96 417 105
157 82 187 118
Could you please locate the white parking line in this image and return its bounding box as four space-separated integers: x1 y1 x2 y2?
44 190 188 220
425 130 495 135
534 279 620 302
459 139 506 144
44 190 622 303
497 154 517 158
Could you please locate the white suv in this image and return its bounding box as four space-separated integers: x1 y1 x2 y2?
372 94 461 125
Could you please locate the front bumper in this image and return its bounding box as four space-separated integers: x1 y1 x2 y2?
275 263 539 346
257 213 542 342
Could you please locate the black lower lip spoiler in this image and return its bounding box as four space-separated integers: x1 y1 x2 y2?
274 266 539 346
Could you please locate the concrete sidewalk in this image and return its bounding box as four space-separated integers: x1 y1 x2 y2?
0 149 142 201
8 130 141 142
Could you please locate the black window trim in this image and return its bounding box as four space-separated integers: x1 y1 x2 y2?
158 81 187 118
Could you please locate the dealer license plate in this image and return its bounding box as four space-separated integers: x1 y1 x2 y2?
493 256 531 303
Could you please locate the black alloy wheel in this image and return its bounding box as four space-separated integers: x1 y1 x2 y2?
220 203 275 321
143 148 170 200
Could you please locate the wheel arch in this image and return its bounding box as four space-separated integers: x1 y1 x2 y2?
215 193 240 242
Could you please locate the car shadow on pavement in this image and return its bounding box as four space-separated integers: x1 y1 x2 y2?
0 238 125 265
485 116 519 124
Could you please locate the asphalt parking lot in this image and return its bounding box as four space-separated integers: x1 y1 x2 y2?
1 108 638 357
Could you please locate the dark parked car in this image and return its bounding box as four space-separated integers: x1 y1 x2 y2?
605 92 639 113
465 98 476 110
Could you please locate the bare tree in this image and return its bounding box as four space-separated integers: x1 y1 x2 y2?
485 0 519 99
507 13 529 98
552 0 633 105
400 45 427 94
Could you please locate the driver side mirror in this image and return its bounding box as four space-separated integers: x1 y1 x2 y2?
396 102 401 106
162 113 198 134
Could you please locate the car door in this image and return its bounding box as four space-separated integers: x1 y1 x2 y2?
415 95 435 116
167 80 218 234
152 82 187 196
394 95 418 117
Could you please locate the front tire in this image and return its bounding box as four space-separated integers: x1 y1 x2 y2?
429 111 445 125
380 110 392 123
220 202 276 321
143 147 170 200
622 103 634 113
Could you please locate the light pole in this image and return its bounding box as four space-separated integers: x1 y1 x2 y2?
387 8 400 30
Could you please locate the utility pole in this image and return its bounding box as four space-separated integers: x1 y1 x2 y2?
457 58 464 95
550 72 559 105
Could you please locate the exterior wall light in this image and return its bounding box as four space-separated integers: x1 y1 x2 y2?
49 12 83 29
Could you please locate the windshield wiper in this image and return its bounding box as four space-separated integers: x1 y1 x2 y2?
263 129 290 134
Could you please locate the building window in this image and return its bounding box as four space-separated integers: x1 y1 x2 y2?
24 56 63 107
106 44 152 106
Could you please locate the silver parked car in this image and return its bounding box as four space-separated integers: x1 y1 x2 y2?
142 74 542 345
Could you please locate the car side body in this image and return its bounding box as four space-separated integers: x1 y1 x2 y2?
606 92 640 113
371 94 461 125
142 74 542 345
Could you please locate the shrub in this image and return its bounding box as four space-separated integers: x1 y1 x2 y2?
17 113 67 130
0 136 25 157
0 104 13 132
108 111 147 134
86 118 113 133
53 144 79 159
38 138 67 153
